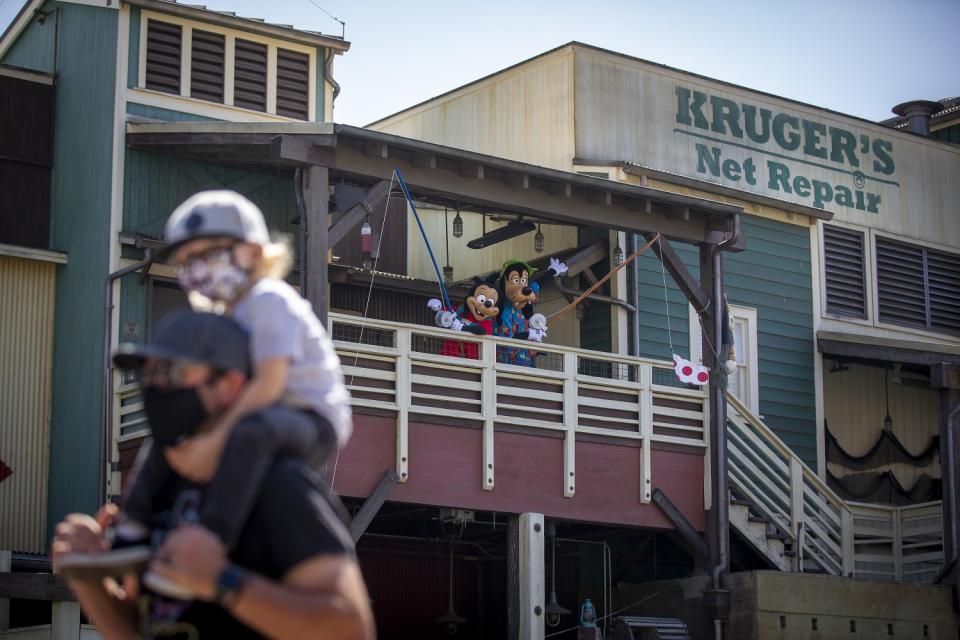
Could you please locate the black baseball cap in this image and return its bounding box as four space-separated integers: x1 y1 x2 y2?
113 310 251 375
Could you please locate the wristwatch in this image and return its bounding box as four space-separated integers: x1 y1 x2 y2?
213 564 249 609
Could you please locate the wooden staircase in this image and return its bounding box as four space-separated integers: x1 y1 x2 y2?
724 393 943 579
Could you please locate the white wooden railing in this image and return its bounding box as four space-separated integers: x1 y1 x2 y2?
726 392 944 581
848 500 944 583
110 313 944 583
328 312 708 500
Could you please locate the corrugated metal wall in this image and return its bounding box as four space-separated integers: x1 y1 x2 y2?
0 256 56 553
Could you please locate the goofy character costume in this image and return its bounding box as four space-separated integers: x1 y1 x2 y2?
495 257 567 366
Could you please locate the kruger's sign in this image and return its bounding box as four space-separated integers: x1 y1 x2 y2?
673 86 898 214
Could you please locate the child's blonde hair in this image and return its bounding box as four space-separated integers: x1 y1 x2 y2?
253 236 294 280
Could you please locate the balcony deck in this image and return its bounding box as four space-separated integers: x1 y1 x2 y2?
326 313 709 530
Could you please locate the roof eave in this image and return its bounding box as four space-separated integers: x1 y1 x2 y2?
123 0 350 52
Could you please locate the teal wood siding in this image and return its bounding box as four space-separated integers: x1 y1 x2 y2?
636 216 817 468
120 151 302 364
123 150 299 236
126 102 219 122
579 227 611 352
127 6 140 88
933 123 960 145
1 5 56 73
4 3 120 534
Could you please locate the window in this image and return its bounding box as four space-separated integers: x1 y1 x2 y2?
233 38 268 112
822 224 866 318
144 19 182 94
137 14 316 120
276 48 310 120
876 237 960 335
690 304 759 414
190 29 225 103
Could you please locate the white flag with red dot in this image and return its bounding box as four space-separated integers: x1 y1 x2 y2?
673 354 709 386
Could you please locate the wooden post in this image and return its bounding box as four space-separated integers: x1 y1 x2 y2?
639 363 653 504
789 458 804 537
482 337 496 491
395 328 410 483
563 352 577 498
507 516 519 640
519 513 545 640
51 602 81 640
841 507 855 577
304 165 330 326
0 550 9 631
699 244 730 584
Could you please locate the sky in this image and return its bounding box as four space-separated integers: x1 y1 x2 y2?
1 0 958 126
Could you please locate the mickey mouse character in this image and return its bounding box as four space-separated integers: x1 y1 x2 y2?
427 279 501 359
495 257 566 366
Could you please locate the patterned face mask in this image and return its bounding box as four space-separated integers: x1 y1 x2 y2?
177 248 252 303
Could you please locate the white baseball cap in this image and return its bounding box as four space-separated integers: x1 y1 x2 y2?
160 190 270 260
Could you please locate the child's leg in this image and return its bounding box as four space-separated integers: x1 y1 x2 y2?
199 406 324 551
120 439 174 528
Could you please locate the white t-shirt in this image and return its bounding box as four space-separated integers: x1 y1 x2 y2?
230 278 352 445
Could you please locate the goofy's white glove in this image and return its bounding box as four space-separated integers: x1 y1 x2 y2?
527 313 548 343
548 257 568 277
450 317 465 332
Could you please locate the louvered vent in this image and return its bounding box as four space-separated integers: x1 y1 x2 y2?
145 20 182 94
234 39 267 112
276 48 310 120
190 29 225 103
823 225 866 318
876 238 927 329
927 249 960 334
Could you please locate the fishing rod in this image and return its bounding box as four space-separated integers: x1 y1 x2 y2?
393 169 453 310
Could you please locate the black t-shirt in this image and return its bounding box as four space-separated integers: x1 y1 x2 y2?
140 457 353 639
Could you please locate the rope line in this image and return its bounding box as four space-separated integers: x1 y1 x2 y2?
656 235 675 355
548 234 659 322
330 173 397 487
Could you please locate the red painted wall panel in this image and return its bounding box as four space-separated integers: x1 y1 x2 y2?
334 415 705 531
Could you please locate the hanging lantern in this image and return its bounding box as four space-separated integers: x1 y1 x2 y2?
360 220 374 271
883 368 894 431
534 222 545 253
452 210 464 238
443 265 454 284
612 242 624 266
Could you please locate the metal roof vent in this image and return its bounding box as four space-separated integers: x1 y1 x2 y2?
891 100 943 136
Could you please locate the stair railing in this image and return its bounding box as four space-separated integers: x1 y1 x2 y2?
725 392 854 576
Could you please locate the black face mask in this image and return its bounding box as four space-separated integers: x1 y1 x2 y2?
142 386 209 448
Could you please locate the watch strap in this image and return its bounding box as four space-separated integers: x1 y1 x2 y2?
213 564 248 609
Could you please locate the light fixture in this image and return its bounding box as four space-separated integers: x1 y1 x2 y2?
444 208 453 284
545 522 571 627
883 367 893 431
452 209 464 238
360 219 373 271
534 222 545 253
612 241 624 266
436 537 467 635
467 219 536 249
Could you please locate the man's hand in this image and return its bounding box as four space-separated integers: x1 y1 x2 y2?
150 524 228 602
163 424 230 483
52 505 118 574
